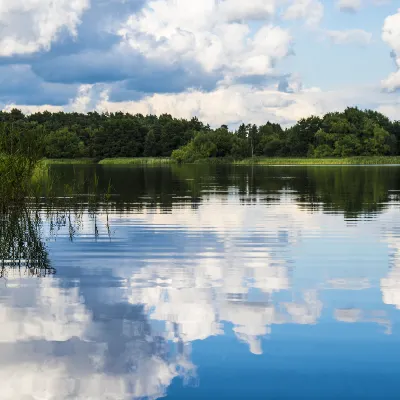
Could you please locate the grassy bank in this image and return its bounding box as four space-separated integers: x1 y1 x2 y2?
99 157 175 165
31 156 400 167
234 156 400 166
41 158 95 165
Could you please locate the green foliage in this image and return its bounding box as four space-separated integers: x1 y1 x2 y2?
287 116 322 156
0 123 45 205
44 127 83 158
172 129 238 163
0 106 399 163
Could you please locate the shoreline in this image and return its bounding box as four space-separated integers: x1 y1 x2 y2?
41 156 400 166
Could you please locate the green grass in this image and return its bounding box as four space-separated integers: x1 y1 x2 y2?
41 158 95 165
234 156 400 166
99 157 175 165
32 156 400 167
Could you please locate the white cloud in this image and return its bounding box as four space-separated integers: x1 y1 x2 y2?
218 0 276 22
117 0 291 79
5 78 399 128
334 308 391 332
326 29 372 45
67 80 398 129
337 0 362 12
0 345 189 400
0 275 194 399
382 268 400 309
325 278 371 290
381 235 400 309
381 9 400 91
100 194 350 354
335 308 364 322
94 83 319 128
0 278 90 343
376 102 400 120
283 0 324 28
0 0 90 56
283 290 322 325
2 104 63 114
336 0 388 12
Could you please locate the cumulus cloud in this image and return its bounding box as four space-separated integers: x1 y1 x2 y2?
117 0 291 80
337 0 362 12
3 76 398 128
1 104 63 114
326 29 372 45
376 102 400 120
337 0 391 10
25 0 291 96
283 0 324 28
31 44 221 95
381 9 400 91
0 0 90 57
65 80 398 128
0 0 398 127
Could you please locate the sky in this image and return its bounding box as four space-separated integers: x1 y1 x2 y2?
0 0 399 128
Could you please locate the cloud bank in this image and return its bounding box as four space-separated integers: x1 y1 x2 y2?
0 0 399 127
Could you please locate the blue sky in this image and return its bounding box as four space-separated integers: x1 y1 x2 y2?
0 0 399 127
283 1 396 89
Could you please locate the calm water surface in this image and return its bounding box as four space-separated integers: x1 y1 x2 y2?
2 165 400 399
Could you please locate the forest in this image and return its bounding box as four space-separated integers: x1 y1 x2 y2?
1 107 400 162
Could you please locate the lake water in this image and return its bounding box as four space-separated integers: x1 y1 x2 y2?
2 164 400 399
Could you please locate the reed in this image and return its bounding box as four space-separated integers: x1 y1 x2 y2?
41 158 95 165
234 157 400 166
99 157 175 165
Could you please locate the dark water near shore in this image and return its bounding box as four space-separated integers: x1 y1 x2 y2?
2 164 400 399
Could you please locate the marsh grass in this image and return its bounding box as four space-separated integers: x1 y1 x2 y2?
0 206 54 277
0 123 44 207
99 157 175 165
38 156 400 166
234 156 400 166
0 126 114 276
41 158 95 165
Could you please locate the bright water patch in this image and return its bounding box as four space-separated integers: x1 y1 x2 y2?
1 165 400 399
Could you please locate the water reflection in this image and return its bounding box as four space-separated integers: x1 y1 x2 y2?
381 234 400 310
2 165 400 398
0 206 53 277
0 277 195 399
48 164 400 218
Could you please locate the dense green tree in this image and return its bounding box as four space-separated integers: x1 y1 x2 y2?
144 129 157 157
287 116 322 156
44 128 82 159
0 107 398 161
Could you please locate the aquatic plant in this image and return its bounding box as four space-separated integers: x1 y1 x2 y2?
234 156 400 166
99 157 175 165
0 206 54 278
0 123 45 206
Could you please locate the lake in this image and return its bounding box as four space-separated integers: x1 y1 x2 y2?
2 164 400 399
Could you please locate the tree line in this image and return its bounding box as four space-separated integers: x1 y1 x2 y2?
1 107 400 161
